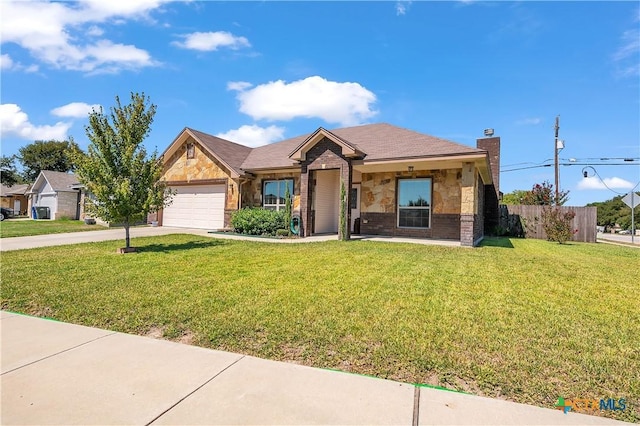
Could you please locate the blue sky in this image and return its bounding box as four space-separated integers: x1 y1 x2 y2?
1 0 638 206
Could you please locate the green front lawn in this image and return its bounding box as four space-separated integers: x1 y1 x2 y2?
1 235 638 421
0 219 107 238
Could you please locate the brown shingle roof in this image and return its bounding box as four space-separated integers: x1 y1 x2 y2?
0 183 30 196
240 123 484 170
187 128 252 176
40 170 79 192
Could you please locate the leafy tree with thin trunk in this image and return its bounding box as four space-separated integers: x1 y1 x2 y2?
74 93 173 250
0 155 23 186
18 139 81 181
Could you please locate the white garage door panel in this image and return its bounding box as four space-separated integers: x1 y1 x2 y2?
37 194 57 219
163 185 225 230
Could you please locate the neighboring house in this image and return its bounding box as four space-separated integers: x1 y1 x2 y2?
27 170 81 220
159 123 501 246
0 183 30 215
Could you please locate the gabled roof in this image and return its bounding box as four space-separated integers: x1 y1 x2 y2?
30 171 79 193
241 123 485 170
0 183 30 196
289 127 365 161
162 127 252 177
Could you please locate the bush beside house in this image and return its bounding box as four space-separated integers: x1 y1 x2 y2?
230 208 287 236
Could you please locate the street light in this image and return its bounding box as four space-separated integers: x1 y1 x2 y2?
582 166 639 243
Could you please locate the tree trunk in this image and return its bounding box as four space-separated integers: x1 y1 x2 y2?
124 221 130 249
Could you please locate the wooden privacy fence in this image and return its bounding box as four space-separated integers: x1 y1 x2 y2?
499 205 597 243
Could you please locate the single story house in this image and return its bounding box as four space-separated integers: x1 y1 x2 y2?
1 183 30 215
27 170 81 220
158 123 501 246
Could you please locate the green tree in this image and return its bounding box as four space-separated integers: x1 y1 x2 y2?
501 189 529 205
18 139 81 181
588 194 640 231
522 180 569 206
0 155 23 186
283 183 292 236
339 180 348 240
74 92 172 250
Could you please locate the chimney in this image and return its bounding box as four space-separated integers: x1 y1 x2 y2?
477 135 500 195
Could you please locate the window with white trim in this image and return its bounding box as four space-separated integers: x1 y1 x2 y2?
263 179 293 211
397 178 431 228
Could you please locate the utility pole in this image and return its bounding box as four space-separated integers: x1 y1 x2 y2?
554 115 560 205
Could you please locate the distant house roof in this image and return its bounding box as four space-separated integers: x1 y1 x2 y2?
30 171 80 193
0 183 30 197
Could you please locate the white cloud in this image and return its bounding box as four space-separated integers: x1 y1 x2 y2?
172 31 251 51
51 102 101 118
227 81 253 91
516 117 542 125
86 25 105 37
216 125 285 148
0 0 166 74
1 54 14 70
396 1 412 16
231 76 378 126
0 53 39 73
0 104 72 141
612 11 640 77
577 176 634 190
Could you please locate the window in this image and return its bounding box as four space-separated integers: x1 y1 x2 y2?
350 188 358 209
263 179 293 211
186 143 195 159
397 178 431 228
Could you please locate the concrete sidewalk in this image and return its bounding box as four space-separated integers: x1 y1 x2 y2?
1 312 628 425
0 226 461 251
0 226 213 251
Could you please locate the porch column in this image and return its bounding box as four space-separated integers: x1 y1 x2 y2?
300 165 311 237
460 162 477 246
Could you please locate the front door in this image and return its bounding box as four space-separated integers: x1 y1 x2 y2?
350 184 360 233
13 199 21 215
312 169 340 234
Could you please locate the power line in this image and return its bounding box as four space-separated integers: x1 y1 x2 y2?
502 162 639 172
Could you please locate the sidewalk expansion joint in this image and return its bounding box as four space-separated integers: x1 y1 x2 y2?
146 354 246 426
1 331 117 375
412 385 420 426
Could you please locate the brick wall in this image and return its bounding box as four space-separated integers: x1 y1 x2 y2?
477 136 500 234
360 212 460 239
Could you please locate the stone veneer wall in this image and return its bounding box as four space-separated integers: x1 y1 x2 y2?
163 137 238 211
359 169 462 239
245 172 301 211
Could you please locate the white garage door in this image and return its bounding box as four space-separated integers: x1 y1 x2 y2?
163 185 225 230
37 194 57 219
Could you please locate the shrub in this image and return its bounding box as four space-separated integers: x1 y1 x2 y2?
542 206 577 244
275 229 290 237
230 208 286 236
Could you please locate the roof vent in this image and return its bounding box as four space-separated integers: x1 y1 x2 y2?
484 128 494 137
